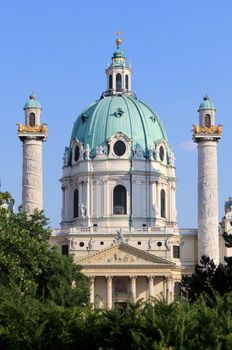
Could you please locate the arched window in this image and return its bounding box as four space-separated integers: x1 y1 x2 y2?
125 75 129 90
109 74 113 90
29 113 35 127
73 189 79 218
204 114 211 128
159 146 164 162
113 185 127 214
116 73 122 92
160 189 166 218
74 145 80 162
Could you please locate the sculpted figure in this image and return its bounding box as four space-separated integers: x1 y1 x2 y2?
80 144 84 160
85 144 91 160
155 145 160 161
169 150 175 166
164 238 171 251
147 238 154 251
133 143 144 160
95 145 107 159
80 203 87 218
153 203 159 217
63 149 69 166
148 145 154 160
86 238 95 253
113 228 124 243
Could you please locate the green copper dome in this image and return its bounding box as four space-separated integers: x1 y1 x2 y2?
70 95 168 158
198 95 215 111
24 94 42 110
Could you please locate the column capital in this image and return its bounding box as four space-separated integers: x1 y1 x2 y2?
147 275 154 280
129 275 137 279
106 275 113 281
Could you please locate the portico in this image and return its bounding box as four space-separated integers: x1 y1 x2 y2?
76 243 181 308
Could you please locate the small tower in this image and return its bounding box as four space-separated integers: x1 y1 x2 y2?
193 95 222 264
17 94 48 214
105 32 133 96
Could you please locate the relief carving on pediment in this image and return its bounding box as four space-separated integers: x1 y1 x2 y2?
85 249 152 264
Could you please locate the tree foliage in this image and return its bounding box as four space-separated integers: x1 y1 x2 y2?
182 231 232 302
0 293 232 349
0 191 89 305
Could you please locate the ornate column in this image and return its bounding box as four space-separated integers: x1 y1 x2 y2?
18 94 47 215
193 96 222 265
130 276 137 303
90 277 95 306
106 276 113 309
148 276 154 299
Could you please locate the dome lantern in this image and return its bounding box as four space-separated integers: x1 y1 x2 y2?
105 32 133 96
198 95 216 127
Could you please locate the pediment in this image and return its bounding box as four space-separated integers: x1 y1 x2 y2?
76 243 175 266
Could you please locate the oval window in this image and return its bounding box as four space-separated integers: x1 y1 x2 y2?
74 145 80 161
113 140 126 156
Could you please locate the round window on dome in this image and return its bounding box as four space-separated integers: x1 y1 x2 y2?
74 145 80 161
113 140 126 157
159 146 164 162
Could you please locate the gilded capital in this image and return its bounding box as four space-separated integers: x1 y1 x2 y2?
193 124 222 135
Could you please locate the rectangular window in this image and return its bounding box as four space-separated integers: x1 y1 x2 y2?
61 244 69 256
173 245 180 258
114 278 128 293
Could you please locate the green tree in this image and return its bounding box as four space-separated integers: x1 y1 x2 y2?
182 237 232 302
0 191 89 305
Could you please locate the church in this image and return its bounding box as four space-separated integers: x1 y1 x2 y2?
17 34 232 308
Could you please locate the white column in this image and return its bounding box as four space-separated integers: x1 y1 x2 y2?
163 276 167 301
86 179 90 217
79 182 82 211
168 182 172 222
156 182 160 217
170 278 175 302
103 178 109 217
171 183 176 222
148 276 154 299
130 276 137 303
106 276 113 309
61 186 65 221
93 180 98 217
22 139 43 213
90 277 95 306
198 141 219 264
166 276 172 304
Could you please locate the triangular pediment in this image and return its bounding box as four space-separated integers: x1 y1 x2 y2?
76 243 175 266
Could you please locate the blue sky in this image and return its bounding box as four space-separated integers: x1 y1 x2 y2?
0 0 231 228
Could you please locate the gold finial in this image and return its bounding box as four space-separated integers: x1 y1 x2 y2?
116 31 122 47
